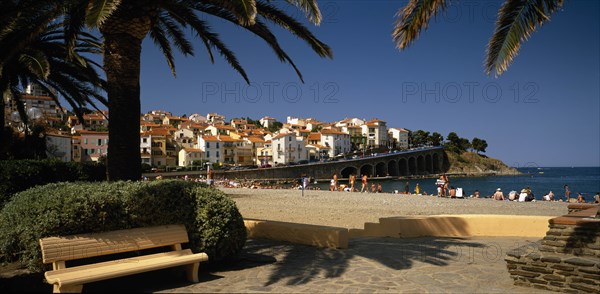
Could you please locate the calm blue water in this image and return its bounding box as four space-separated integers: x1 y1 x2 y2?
316 167 600 201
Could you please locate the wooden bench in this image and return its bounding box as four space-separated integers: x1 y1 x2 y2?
39 224 208 293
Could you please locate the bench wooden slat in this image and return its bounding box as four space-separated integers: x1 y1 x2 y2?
40 225 189 263
45 249 208 286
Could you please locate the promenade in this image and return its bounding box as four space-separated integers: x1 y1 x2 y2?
74 236 552 293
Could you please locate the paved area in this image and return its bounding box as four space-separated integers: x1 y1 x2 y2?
3 236 555 293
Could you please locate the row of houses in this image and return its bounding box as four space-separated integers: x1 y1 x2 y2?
41 112 410 168
4 90 410 167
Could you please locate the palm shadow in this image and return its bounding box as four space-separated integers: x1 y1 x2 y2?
241 236 486 286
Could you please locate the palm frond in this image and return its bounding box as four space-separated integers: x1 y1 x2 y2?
18 51 50 80
284 0 322 25
158 15 194 56
63 1 89 61
486 0 564 76
204 0 257 26
149 20 177 77
392 0 447 50
197 2 304 82
256 1 332 59
85 0 122 27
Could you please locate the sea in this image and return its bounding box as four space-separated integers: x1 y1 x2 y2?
315 167 600 201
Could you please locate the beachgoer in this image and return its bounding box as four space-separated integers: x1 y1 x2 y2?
473 190 481 198
449 186 456 198
371 183 376 193
330 179 336 191
577 193 585 203
361 174 368 193
493 188 505 201
564 185 571 201
349 174 356 192
518 189 528 202
442 174 449 197
333 173 338 191
544 191 554 201
508 190 517 201
377 183 382 193
415 183 420 195
405 181 410 194
594 192 600 204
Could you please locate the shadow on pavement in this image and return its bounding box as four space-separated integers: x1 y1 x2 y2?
240 237 487 286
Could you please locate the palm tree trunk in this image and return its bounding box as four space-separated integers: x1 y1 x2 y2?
101 28 144 181
99 0 156 181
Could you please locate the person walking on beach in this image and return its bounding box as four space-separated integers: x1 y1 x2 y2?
405 181 410 194
415 183 420 195
349 174 356 192
332 173 338 191
442 174 449 197
564 185 571 201
377 183 382 193
361 174 368 193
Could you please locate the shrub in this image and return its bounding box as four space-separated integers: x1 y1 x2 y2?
0 159 106 206
0 180 246 272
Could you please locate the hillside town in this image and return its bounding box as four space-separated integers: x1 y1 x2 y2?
3 86 411 170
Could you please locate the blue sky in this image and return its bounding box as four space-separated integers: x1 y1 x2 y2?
134 0 599 168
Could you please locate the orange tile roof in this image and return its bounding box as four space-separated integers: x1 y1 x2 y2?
218 135 243 142
306 144 329 149
307 133 321 141
247 136 266 143
78 130 108 135
21 94 54 101
320 129 348 135
183 148 203 153
272 133 293 140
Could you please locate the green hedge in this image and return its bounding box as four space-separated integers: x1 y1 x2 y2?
0 159 106 206
0 180 246 272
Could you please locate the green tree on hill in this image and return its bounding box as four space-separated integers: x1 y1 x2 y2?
428 132 443 146
471 137 488 154
410 129 429 147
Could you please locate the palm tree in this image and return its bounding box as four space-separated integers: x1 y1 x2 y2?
0 11 106 158
392 0 564 76
55 0 332 181
0 26 106 125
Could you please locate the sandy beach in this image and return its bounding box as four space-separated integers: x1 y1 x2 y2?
221 188 569 229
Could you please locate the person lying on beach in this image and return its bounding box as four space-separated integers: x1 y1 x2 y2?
449 186 456 198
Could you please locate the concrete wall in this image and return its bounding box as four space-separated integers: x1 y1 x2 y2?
349 215 553 238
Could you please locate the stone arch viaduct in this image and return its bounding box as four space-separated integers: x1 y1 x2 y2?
220 146 446 180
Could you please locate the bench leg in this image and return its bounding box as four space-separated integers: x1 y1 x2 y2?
53 284 83 293
185 262 200 283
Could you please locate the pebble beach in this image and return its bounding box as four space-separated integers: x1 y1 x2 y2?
221 188 569 229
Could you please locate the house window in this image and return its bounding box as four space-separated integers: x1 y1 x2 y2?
84 138 88 144
216 151 220 158
206 142 210 148
216 142 220 148
97 139 102 146
206 151 210 158
143 138 147 143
